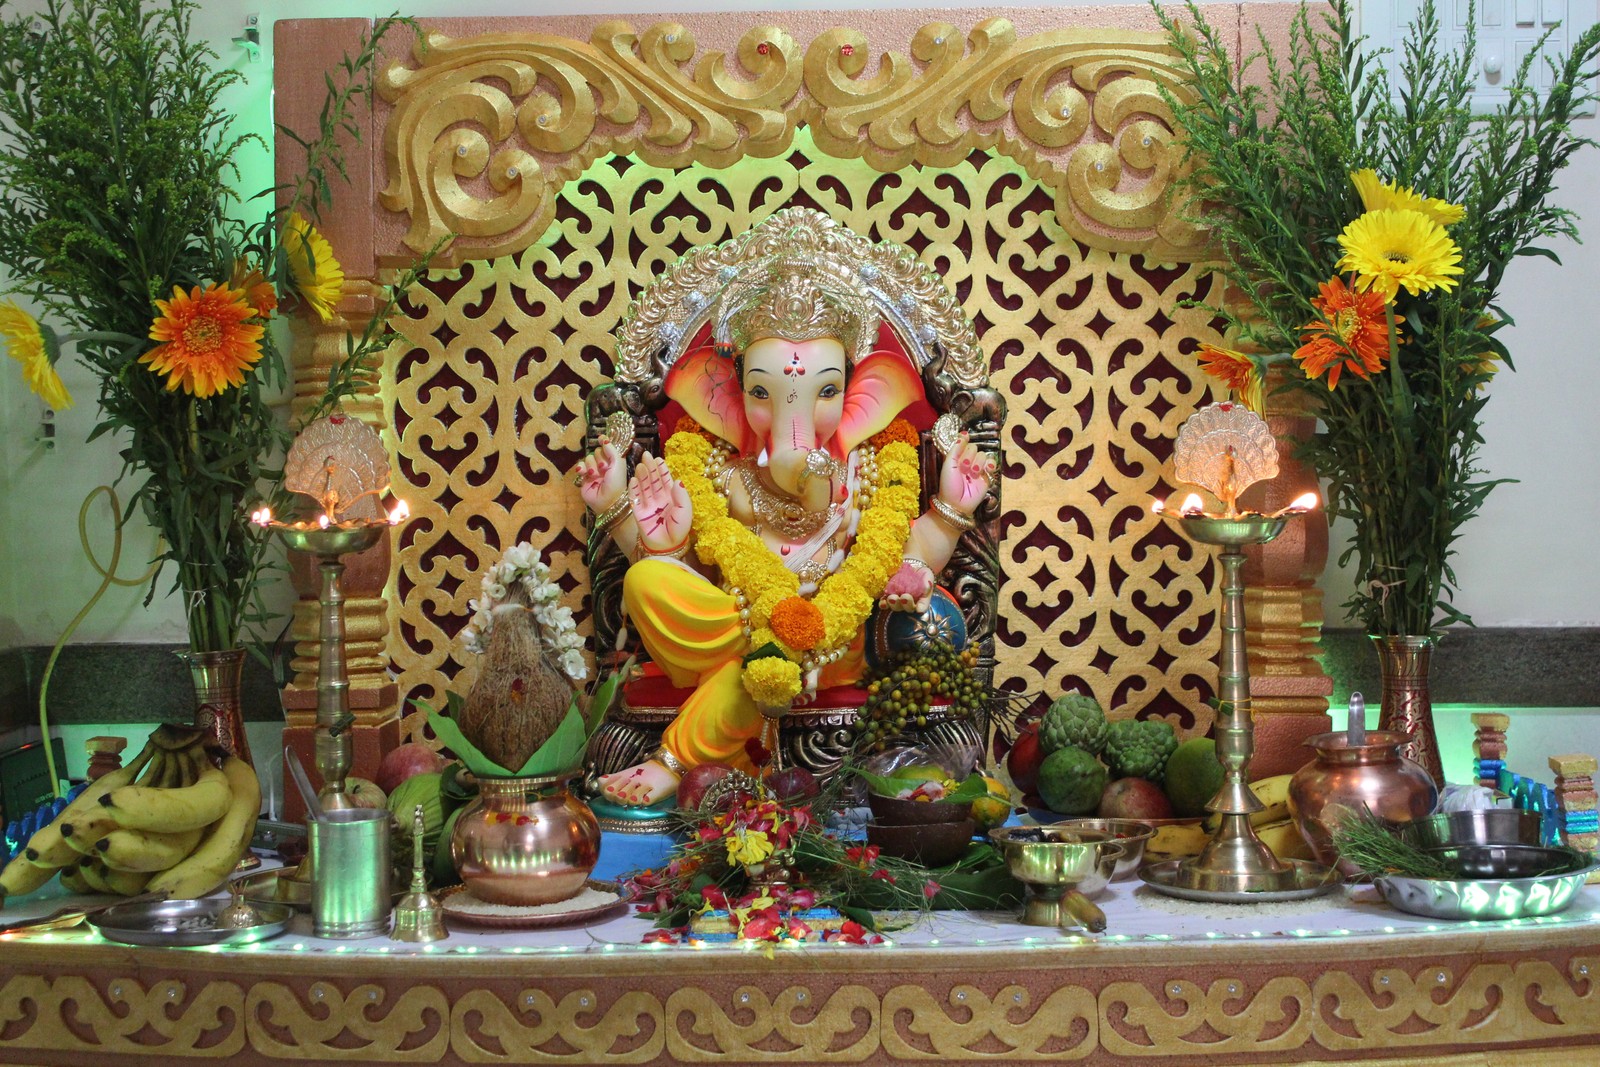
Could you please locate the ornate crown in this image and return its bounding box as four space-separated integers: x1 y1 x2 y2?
713 259 876 362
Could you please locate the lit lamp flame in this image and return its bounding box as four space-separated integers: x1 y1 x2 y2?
1181 493 1206 517
1150 499 1165 516
251 507 272 527
388 499 410 525
318 514 331 530
1284 491 1318 514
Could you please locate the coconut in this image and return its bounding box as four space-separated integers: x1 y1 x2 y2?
456 604 575 771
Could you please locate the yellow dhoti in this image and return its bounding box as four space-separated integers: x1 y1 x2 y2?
623 559 864 773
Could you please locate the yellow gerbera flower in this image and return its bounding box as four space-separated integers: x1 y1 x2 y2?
1336 208 1464 301
1350 169 1466 227
0 301 72 409
142 282 266 398
725 828 774 868
283 211 344 322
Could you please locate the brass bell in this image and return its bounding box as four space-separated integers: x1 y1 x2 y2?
390 804 447 943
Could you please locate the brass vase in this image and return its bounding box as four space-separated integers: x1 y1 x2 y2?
180 648 252 766
1287 731 1439 876
1371 635 1443 788
450 771 601 906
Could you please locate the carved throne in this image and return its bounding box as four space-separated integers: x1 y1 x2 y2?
580 208 1005 797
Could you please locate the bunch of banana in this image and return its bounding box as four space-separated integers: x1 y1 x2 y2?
1145 821 1211 859
0 724 260 903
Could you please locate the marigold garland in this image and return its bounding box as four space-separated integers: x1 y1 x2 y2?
870 417 920 450
663 431 921 704
769 596 825 651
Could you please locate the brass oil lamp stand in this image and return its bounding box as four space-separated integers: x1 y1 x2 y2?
252 414 408 900
1141 403 1335 902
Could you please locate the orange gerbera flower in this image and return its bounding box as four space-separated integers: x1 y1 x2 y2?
142 282 265 398
769 595 825 651
1294 277 1391 389
229 259 278 318
1193 343 1264 413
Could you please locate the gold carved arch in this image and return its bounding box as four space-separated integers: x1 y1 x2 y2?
376 18 1205 267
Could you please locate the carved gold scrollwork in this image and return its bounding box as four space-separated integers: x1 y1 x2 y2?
379 23 803 259
450 988 665 1061
880 983 1099 1059
0 975 246 1056
1099 977 1314 1056
378 18 1205 264
245 981 451 1060
663 984 880 1061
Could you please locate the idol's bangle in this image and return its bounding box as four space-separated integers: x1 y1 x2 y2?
592 494 632 535
931 495 977 532
901 556 937 581
650 745 686 778
643 529 692 559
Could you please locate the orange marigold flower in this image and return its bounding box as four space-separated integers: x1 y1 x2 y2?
870 418 920 450
1294 277 1391 389
1194 343 1264 413
141 282 265 398
768 595 825 651
229 259 278 318
674 413 715 440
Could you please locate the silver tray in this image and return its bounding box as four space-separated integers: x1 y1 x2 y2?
87 897 293 947
1138 858 1341 903
1375 862 1599 921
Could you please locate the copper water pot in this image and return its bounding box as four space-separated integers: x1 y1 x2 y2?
451 771 601 905
1288 731 1438 876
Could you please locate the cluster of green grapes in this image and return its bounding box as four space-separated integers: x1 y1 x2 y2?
852 643 986 752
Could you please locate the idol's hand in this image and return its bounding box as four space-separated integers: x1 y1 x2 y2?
937 434 995 515
882 560 935 614
629 453 693 554
574 439 627 514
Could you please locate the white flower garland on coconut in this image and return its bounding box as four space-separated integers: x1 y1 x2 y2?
461 542 588 684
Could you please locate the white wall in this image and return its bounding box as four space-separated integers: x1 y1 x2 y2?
2 0 1596 648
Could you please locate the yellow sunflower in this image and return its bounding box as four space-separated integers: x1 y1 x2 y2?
1336 208 1464 301
1194 343 1264 413
1349 169 1465 226
283 211 344 322
142 283 265 398
0 301 72 409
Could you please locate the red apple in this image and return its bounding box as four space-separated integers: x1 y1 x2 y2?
1007 721 1044 795
677 762 735 810
1098 777 1175 821
767 766 820 805
374 742 447 795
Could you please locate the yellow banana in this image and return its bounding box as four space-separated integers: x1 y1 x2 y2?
172 746 201 788
147 756 261 899
0 853 60 899
59 862 92 895
1146 821 1211 857
136 748 171 787
1255 819 1316 861
100 864 153 896
77 857 112 893
94 826 203 873
1203 774 1294 832
61 810 122 855
22 820 81 868
102 760 231 833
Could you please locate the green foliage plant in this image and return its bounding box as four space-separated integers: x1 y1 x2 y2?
0 0 431 652
1154 0 1600 635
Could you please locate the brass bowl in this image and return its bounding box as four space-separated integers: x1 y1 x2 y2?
1054 818 1156 881
988 826 1125 928
867 820 975 867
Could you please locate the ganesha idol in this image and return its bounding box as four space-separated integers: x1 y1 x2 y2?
574 209 1002 811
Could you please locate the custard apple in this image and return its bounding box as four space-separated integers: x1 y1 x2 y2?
1103 718 1179 782
1039 692 1109 756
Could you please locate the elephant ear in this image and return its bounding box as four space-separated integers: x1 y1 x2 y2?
835 351 924 454
665 346 755 453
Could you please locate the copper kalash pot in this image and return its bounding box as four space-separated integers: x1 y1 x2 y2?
1288 731 1438 876
451 772 600 905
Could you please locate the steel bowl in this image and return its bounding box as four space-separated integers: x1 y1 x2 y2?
1376 860 1598 920
1399 809 1546 851
1053 818 1156 881
87 897 293 947
1428 843 1588 880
